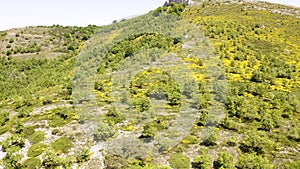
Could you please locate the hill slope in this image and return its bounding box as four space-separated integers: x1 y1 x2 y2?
0 1 299 168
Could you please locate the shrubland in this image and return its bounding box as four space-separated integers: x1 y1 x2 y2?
0 0 299 168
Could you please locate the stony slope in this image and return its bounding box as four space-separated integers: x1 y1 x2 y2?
0 1 299 169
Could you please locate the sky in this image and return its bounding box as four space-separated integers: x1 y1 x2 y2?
0 0 299 31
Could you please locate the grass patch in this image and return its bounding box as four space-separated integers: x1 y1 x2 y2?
28 131 45 144
169 153 190 169
48 107 77 127
181 135 199 145
51 137 73 153
23 126 36 136
22 157 42 169
0 126 9 135
27 143 46 157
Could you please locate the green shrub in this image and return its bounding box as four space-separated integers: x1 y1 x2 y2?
130 97 150 112
42 148 71 168
11 120 24 134
51 137 73 153
192 155 212 169
287 125 300 142
48 107 76 127
198 94 211 110
201 129 219 147
75 148 90 163
261 113 275 131
6 50 12 56
82 34 89 40
0 111 9 126
51 128 60 135
168 153 190 169
9 38 14 43
1 134 25 153
239 133 266 154
141 119 165 138
128 163 171 169
213 151 235 169
156 2 186 16
197 110 208 126
236 153 273 169
5 144 22 153
283 160 300 169
94 121 116 141
104 154 128 169
2 152 22 169
104 106 125 125
27 143 46 157
28 131 45 144
22 157 42 169
225 136 238 147
220 116 238 131
181 135 199 145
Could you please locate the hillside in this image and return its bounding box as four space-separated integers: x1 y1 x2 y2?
0 0 299 169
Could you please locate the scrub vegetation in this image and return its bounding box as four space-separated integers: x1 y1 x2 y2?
0 0 299 168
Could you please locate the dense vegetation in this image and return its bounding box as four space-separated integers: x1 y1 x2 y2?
0 0 299 168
